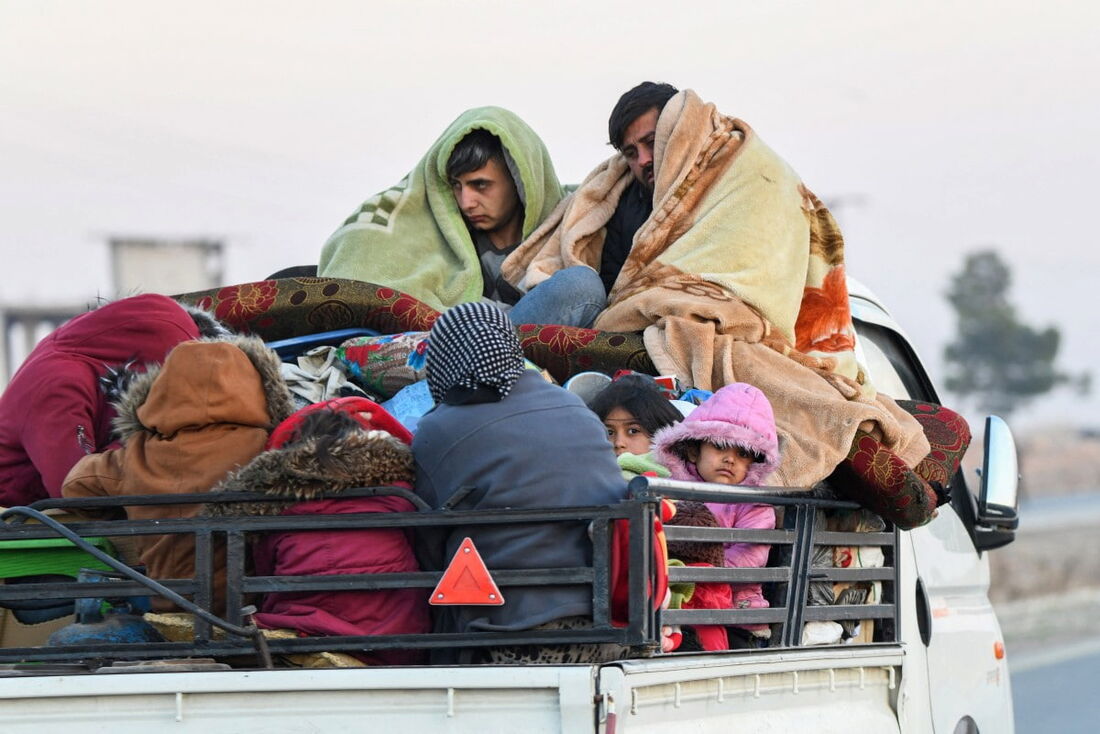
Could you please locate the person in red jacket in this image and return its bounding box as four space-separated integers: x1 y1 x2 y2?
206 397 430 665
0 294 225 508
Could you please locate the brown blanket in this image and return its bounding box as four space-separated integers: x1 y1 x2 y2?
502 90 928 488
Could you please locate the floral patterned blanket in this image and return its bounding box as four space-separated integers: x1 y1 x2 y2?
501 90 929 488
503 90 865 394
175 276 939 491
173 277 654 384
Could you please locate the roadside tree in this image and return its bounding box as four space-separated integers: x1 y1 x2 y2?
943 249 1088 417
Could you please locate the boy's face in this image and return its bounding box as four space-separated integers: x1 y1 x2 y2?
687 442 755 485
449 158 522 245
603 406 652 457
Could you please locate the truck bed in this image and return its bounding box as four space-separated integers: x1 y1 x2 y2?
0 646 903 733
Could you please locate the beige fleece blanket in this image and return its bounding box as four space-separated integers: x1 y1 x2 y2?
502 90 928 488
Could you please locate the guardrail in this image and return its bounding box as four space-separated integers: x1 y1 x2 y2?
630 476 898 649
0 481 897 669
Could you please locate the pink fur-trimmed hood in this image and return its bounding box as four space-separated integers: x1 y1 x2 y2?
652 383 780 486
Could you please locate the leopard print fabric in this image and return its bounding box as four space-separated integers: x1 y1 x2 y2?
483 616 633 665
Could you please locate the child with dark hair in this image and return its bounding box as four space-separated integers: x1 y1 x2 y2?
653 383 781 644
587 374 683 477
207 396 429 665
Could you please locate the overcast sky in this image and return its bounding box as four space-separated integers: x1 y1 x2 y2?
1 0 1097 430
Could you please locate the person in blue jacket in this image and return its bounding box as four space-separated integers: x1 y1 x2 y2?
412 302 628 663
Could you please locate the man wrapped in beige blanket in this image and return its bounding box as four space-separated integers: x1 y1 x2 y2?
502 88 939 521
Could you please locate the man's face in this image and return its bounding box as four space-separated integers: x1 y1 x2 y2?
449 158 522 240
619 107 660 192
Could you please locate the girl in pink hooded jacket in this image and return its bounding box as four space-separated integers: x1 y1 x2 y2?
652 383 780 639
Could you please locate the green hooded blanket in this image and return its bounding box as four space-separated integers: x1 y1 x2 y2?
318 107 563 311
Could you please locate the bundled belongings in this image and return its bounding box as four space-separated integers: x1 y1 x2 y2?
336 331 430 400
175 277 658 385
0 294 225 508
61 336 294 613
504 89 954 527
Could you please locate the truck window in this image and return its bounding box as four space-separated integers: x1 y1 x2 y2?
854 322 912 400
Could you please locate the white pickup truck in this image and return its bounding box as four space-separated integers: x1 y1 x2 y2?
0 280 1020 733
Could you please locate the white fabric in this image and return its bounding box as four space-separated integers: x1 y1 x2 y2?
279 346 367 406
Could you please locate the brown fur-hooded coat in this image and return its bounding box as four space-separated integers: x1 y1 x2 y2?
61 335 294 613
206 428 415 517
204 421 429 664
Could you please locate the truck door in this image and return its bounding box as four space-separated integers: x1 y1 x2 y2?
909 507 1013 732
850 310 1014 733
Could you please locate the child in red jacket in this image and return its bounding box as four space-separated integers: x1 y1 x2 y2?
208 397 429 665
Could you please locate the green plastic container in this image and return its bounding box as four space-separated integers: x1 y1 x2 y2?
0 537 118 580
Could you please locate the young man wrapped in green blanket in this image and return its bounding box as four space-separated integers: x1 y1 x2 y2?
319 107 607 327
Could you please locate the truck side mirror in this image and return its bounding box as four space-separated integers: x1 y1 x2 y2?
973 415 1019 550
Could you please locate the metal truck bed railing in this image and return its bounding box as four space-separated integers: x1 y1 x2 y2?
630 476 898 649
0 480 897 669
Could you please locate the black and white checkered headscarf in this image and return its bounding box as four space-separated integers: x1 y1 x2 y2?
426 302 525 404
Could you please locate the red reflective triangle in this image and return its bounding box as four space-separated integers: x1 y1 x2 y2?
429 537 505 606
